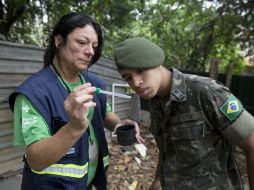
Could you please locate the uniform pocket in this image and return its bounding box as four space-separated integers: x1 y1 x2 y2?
171 123 204 140
167 111 208 163
170 111 205 140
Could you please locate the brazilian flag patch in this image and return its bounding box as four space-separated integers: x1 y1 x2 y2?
220 95 243 121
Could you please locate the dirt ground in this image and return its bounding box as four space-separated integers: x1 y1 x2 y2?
107 124 158 190
107 123 249 190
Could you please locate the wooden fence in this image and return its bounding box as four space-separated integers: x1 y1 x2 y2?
0 41 131 177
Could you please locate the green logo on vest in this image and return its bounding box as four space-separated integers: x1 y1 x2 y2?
220 95 243 121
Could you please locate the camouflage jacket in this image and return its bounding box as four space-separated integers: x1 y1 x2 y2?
149 68 253 190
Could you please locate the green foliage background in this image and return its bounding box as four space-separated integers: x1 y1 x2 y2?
1 0 253 74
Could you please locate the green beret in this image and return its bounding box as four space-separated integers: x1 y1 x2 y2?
114 37 165 69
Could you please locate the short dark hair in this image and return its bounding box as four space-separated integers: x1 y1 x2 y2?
43 12 103 67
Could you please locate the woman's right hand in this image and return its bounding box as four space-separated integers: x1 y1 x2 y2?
26 83 97 171
64 83 96 133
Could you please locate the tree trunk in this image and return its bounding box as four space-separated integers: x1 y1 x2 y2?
209 58 219 80
0 0 27 39
225 62 234 88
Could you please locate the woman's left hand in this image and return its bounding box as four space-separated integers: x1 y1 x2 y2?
114 119 145 144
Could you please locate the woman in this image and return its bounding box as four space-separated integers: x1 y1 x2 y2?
9 12 143 190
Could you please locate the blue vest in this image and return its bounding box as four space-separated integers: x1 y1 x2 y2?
9 66 109 190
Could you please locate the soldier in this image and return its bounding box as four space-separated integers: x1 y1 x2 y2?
113 37 254 190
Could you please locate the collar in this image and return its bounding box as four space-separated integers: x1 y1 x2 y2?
169 68 187 102
150 68 187 108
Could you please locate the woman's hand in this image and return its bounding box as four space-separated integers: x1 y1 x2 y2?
26 83 97 171
64 83 96 134
114 119 145 144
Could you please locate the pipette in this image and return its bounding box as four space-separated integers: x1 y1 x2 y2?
95 88 132 99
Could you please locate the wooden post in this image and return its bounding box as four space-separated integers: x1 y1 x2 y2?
209 58 219 80
225 62 234 88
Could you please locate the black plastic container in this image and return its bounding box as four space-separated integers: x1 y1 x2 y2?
116 125 136 146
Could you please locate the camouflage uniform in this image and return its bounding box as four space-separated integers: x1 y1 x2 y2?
150 68 254 190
